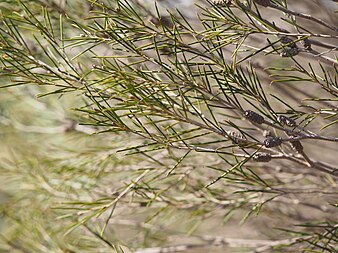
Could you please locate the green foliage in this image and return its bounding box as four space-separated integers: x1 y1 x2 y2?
0 0 337 252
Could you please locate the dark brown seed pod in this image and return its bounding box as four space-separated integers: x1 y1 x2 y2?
264 137 283 148
290 140 303 152
280 37 298 49
280 47 299 57
253 152 272 162
302 38 311 50
212 0 232 6
277 115 296 127
139 202 148 207
280 36 294 45
254 0 271 7
149 16 174 29
243 110 265 124
227 131 247 144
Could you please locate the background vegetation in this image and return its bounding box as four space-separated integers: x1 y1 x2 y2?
0 0 337 252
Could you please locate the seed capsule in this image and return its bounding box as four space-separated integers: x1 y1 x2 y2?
264 137 283 148
302 38 311 50
277 115 296 127
280 37 298 48
290 140 303 152
280 47 299 57
212 0 232 6
227 131 247 144
243 110 265 124
149 16 174 29
253 152 272 162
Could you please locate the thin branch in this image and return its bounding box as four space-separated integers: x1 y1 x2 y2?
267 2 338 32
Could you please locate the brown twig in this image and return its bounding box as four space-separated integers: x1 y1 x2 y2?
267 2 338 32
